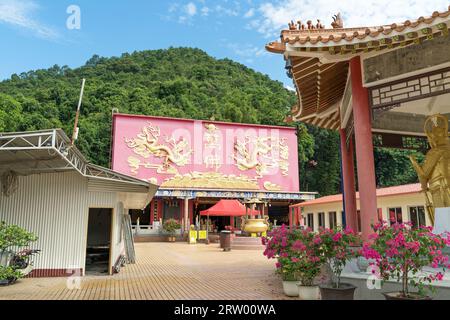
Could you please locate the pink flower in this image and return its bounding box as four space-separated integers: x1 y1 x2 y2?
275 262 282 269
332 232 343 242
291 257 300 263
313 237 322 245
292 240 306 252
368 233 379 240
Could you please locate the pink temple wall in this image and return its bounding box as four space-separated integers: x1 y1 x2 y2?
111 114 300 192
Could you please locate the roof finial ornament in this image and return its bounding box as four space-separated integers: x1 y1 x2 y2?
288 20 297 30
316 20 325 29
331 13 344 28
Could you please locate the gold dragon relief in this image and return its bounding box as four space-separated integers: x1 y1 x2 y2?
233 136 290 178
125 122 193 175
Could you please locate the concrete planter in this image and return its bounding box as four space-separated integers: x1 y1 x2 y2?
298 285 320 300
383 292 432 300
319 283 356 300
0 251 12 267
282 280 300 297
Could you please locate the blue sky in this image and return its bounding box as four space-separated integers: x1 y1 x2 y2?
0 0 449 88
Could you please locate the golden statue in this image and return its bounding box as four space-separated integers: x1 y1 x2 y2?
410 114 450 225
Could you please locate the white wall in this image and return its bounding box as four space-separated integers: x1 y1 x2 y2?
301 192 429 231
0 171 126 274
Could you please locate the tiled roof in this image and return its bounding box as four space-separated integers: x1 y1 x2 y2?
266 7 450 130
267 6 450 54
291 183 421 207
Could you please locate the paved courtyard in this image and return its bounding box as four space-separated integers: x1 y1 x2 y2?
0 242 290 300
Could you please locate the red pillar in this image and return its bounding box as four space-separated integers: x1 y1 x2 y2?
350 56 378 240
339 129 358 232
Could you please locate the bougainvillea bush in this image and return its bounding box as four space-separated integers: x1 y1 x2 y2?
318 227 361 288
363 221 450 298
263 225 324 285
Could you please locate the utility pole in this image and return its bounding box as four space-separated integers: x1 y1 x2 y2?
71 78 86 145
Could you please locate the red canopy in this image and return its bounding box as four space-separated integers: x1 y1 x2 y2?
200 200 259 217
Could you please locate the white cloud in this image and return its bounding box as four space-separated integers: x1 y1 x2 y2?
226 42 269 63
169 1 243 24
284 84 296 92
251 0 450 37
201 6 210 16
244 8 254 18
185 2 197 16
214 4 239 17
0 0 57 39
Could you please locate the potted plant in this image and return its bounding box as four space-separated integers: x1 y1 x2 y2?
263 225 300 297
0 266 22 286
363 221 450 300
317 227 361 300
0 221 37 285
163 219 181 242
291 229 324 300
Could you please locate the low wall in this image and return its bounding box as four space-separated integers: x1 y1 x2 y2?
338 258 450 300
341 273 450 300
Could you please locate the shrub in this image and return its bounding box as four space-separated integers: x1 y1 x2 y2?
163 219 181 236
317 227 361 288
0 221 37 253
263 225 325 286
363 221 450 298
0 266 22 283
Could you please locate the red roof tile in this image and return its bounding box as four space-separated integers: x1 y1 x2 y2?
292 183 421 207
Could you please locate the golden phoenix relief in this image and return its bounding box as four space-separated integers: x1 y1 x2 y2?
410 114 450 225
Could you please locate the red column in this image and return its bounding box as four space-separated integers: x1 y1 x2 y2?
350 56 378 240
339 129 358 232
189 200 194 225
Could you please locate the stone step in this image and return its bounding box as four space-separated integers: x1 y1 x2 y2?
231 244 265 250
231 236 265 250
232 237 263 244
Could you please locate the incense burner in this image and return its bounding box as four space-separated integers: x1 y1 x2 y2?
241 217 269 234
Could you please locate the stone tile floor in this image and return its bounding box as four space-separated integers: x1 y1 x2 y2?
0 242 291 300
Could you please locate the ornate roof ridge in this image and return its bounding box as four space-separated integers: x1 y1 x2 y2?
266 6 450 51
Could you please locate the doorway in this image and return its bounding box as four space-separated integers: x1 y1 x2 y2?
85 208 113 275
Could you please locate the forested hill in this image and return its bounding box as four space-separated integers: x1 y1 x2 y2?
0 47 420 195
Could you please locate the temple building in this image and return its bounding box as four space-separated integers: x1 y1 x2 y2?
111 113 315 237
267 6 450 239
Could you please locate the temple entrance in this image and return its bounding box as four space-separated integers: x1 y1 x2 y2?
163 199 181 221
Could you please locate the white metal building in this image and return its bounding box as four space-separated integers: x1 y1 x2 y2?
0 129 158 277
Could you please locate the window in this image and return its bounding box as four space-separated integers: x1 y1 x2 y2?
318 212 325 228
329 212 337 229
357 210 362 233
388 207 403 225
307 213 314 230
377 208 383 222
409 206 426 229
153 200 159 222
